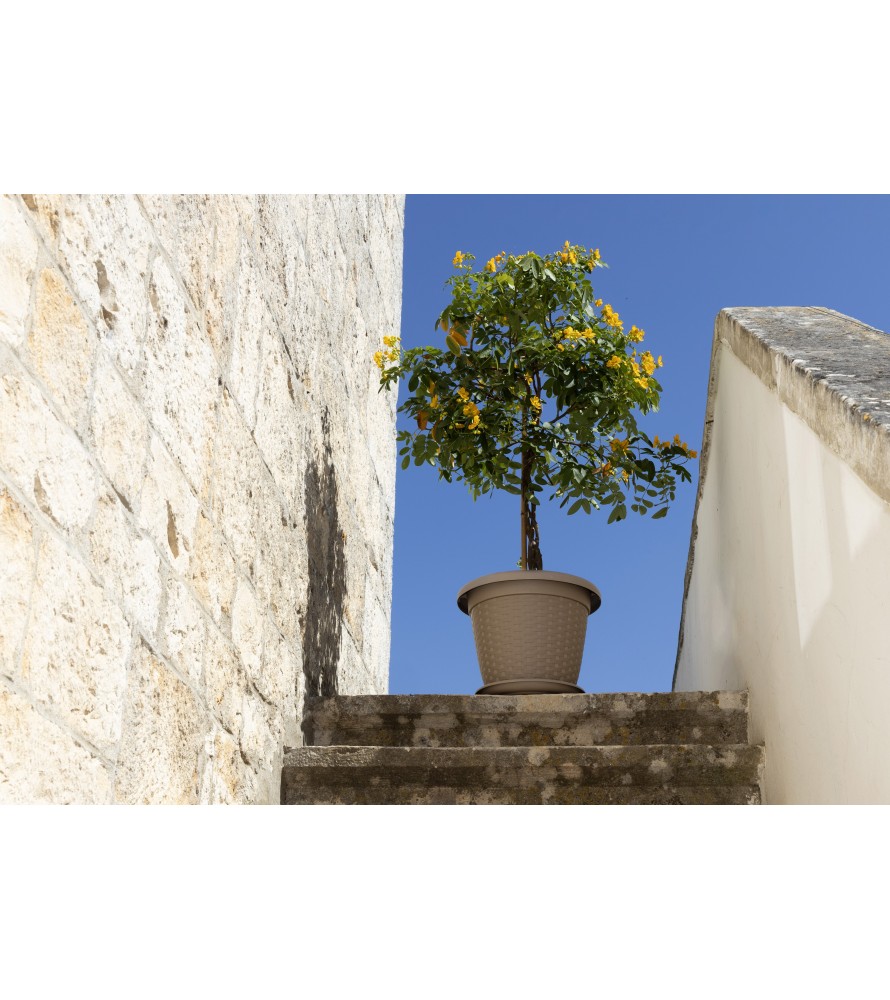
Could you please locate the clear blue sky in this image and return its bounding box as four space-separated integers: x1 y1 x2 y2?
388 195 890 695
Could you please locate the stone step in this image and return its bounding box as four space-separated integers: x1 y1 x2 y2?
281 743 764 805
302 692 749 748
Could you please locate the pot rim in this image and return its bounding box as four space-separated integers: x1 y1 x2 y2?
456 569 602 615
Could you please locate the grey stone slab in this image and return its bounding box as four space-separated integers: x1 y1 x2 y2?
281 743 764 805
303 692 749 748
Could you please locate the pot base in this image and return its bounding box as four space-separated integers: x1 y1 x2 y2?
475 678 585 695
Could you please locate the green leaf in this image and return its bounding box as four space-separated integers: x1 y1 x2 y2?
445 335 461 356
652 507 668 519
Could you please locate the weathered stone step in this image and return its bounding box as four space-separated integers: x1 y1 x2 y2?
302 692 749 748
281 744 764 805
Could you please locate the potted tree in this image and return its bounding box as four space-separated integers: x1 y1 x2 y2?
376 243 696 693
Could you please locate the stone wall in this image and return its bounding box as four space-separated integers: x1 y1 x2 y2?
0 194 403 803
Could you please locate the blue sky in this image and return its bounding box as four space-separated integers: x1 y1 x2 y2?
388 195 890 695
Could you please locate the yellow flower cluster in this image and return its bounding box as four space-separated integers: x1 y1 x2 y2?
373 335 401 370
485 252 506 273
640 351 662 376
601 304 623 331
605 355 622 370
562 326 595 342
610 438 630 455
559 242 579 265
463 399 480 430
457 386 469 401
453 251 465 267
530 395 542 414
628 326 645 343
653 435 697 459
595 298 603 307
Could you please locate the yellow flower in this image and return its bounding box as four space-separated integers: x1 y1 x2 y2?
595 298 603 307
605 355 622 370
457 387 469 401
673 435 681 446
569 251 578 264
628 326 645 343
556 343 565 351
430 394 439 409
524 373 533 385
453 251 464 267
383 335 399 348
622 469 630 483
641 351 656 376
601 304 623 331
485 258 497 272
564 240 571 250
653 435 660 447
634 376 649 389
559 252 569 263
689 449 698 459
611 438 630 455
530 396 542 413
600 460 613 476
631 359 641 377
593 248 601 261
657 355 663 367
373 350 384 369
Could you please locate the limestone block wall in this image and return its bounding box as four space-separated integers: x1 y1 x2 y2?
0 194 403 804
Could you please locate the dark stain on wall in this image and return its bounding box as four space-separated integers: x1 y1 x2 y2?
301 409 346 702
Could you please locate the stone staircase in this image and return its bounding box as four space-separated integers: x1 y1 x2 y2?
281 691 764 804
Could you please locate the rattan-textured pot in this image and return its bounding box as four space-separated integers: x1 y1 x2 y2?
457 571 601 694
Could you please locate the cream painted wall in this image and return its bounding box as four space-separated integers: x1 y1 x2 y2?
675 345 890 804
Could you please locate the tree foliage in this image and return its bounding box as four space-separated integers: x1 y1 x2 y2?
376 243 696 568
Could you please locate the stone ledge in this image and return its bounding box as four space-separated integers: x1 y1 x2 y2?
281 743 764 805
303 691 749 748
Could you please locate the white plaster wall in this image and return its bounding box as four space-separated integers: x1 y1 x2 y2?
676 345 890 803
0 194 403 804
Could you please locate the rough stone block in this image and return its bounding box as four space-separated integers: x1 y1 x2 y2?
20 194 63 249
0 685 111 804
200 726 260 804
141 253 218 496
0 196 38 349
138 434 200 575
89 350 149 508
188 509 236 631
0 487 36 680
114 641 205 803
0 355 98 532
159 576 207 686
228 237 266 430
22 532 131 753
27 267 95 428
57 195 153 379
90 490 162 639
203 197 241 362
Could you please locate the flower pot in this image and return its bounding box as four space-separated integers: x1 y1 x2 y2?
457 570 601 694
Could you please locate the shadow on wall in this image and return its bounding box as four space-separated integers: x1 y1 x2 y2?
301 409 346 700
